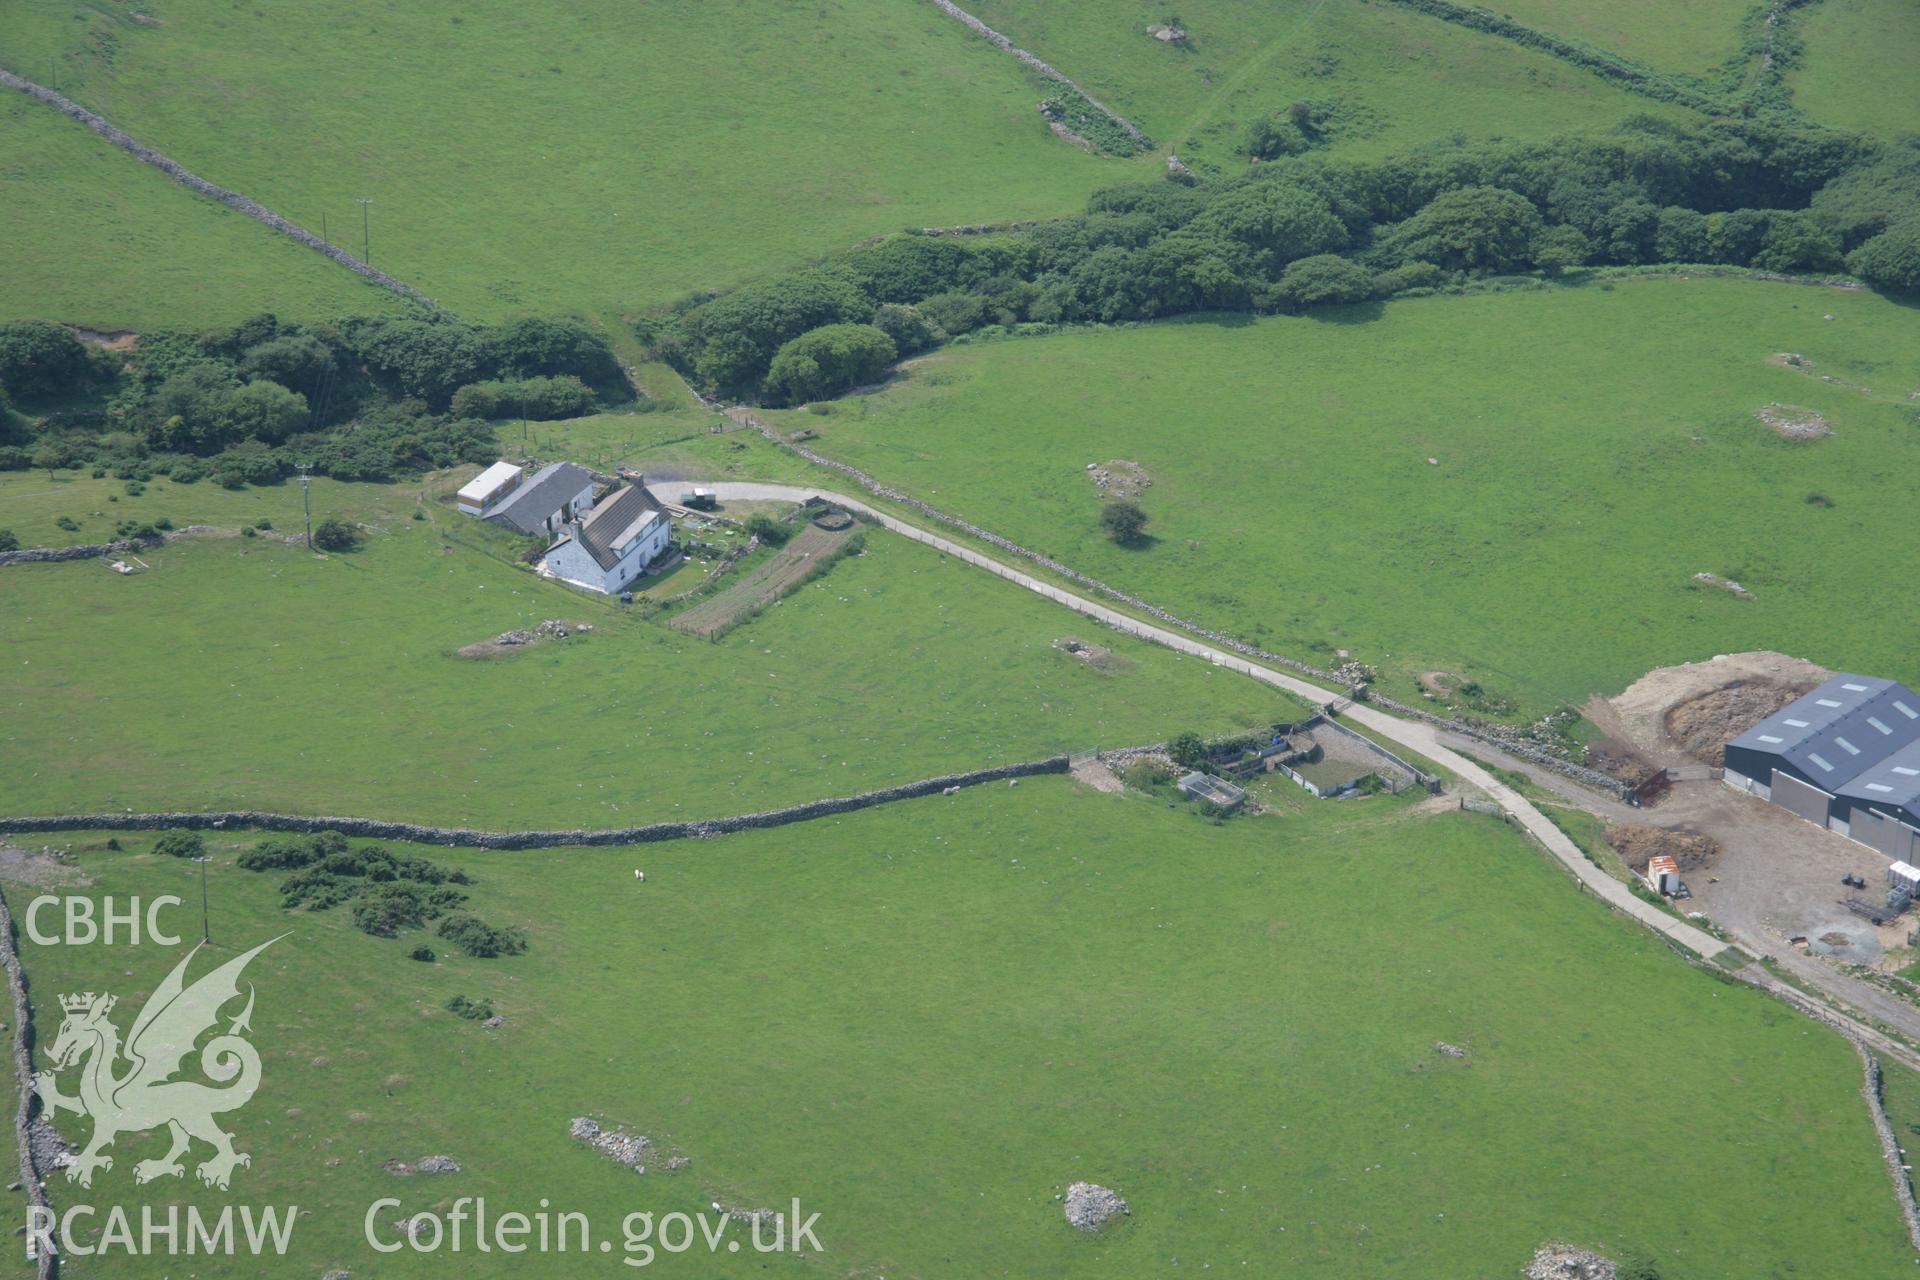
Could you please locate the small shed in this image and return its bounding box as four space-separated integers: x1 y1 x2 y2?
1645 854 1681 896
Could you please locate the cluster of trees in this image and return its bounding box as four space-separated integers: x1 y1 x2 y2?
0 312 627 488
653 120 1920 404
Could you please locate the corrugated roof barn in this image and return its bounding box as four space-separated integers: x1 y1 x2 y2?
1724 673 1920 860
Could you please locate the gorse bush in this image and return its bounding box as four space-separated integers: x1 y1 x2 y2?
311 518 361 552
153 830 205 859
238 833 478 939
437 913 527 958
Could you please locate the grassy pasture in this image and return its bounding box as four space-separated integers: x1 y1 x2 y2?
0 467 426 549
5 783 1911 1277
770 276 1920 717
3 0 1125 326
0 499 1292 827
1473 0 1755 74
0 93 399 330
954 0 1697 167
1790 0 1920 138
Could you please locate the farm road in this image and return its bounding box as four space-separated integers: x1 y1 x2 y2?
651 481 1730 962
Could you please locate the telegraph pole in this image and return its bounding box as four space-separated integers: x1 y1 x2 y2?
356 197 373 265
197 854 211 944
299 463 313 549
321 210 328 247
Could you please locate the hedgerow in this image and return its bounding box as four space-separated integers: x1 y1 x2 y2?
651 117 1911 404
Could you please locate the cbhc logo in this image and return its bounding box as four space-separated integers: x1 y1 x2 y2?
24 896 185 946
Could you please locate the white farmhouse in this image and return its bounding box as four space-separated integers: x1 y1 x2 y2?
541 484 671 595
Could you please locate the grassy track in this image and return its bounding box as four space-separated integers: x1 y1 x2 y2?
0 92 399 329
770 276 1920 717
955 0 1697 165
6 783 1912 1277
3 0 1125 325
0 506 1292 827
1790 0 1920 137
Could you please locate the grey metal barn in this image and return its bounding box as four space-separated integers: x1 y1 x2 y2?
1723 674 1920 859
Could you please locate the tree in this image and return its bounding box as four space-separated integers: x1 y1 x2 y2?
763 324 897 405
241 333 335 398
1653 206 1710 262
1099 499 1150 545
0 529 17 553
154 830 206 859
1707 208 1771 265
1165 731 1208 769
486 317 619 383
870 303 945 355
1753 210 1845 272
1849 223 1920 293
1273 254 1375 307
0 321 90 399
312 518 361 552
1381 187 1543 273
217 379 308 445
1193 183 1348 266
32 445 61 481
682 270 871 393
1530 225 1593 275
349 318 489 409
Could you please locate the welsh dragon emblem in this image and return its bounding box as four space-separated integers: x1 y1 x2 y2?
33 937 282 1190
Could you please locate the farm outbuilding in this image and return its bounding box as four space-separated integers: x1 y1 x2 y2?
456 461 524 515
1723 673 1920 855
485 461 597 538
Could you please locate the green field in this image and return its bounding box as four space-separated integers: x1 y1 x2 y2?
0 497 1292 827
956 0 1697 167
5 781 1909 1277
769 276 1920 717
1790 0 1920 137
0 467 429 549
2 0 1125 325
0 92 399 330
1476 0 1755 73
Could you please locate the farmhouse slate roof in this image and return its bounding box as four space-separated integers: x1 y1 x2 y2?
1728 674 1920 791
487 462 595 534
576 485 663 571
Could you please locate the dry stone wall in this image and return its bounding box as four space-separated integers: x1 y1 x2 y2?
923 0 1148 147
0 757 1069 850
1 68 437 311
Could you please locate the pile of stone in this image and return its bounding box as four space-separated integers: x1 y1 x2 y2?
1434 1041 1467 1059
570 1117 682 1173
1334 660 1377 688
1063 1181 1128 1230
384 1154 460 1176
1522 1243 1616 1279
1146 23 1187 42
495 619 593 646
